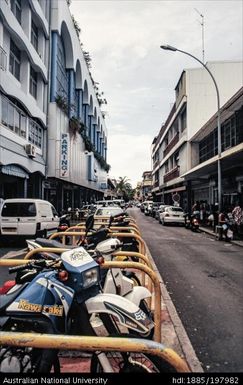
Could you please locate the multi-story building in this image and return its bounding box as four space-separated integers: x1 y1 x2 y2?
44 0 108 211
152 61 243 211
141 171 152 200
0 0 49 199
0 0 109 211
183 86 243 208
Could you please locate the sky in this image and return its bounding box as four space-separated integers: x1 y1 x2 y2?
70 0 243 188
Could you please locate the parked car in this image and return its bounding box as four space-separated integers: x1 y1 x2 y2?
155 204 171 221
94 206 125 218
159 206 185 226
0 199 59 242
151 202 160 217
143 201 154 216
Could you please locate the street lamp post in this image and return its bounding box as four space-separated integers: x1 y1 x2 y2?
160 44 222 212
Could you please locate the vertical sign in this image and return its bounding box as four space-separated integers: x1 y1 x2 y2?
60 133 69 177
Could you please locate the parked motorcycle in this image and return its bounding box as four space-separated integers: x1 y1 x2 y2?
184 213 200 232
0 247 158 373
25 215 153 335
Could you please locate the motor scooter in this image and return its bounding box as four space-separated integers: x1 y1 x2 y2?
184 213 199 232
0 248 156 373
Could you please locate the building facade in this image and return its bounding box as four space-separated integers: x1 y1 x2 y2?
183 87 243 208
45 0 108 212
0 0 49 199
152 61 243 211
0 0 109 212
141 171 152 201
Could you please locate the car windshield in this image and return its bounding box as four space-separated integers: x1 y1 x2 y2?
168 207 184 212
95 207 124 216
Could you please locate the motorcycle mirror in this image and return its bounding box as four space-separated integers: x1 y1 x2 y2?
85 214 94 231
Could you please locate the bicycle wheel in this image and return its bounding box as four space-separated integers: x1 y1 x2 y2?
90 351 177 373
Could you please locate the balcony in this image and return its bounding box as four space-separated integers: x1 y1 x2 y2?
163 166 180 183
163 132 179 157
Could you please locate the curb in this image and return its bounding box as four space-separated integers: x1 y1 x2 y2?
144 243 204 373
199 227 243 248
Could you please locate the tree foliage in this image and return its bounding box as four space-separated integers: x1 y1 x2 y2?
116 177 135 201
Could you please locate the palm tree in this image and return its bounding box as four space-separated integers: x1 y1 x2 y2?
115 177 134 201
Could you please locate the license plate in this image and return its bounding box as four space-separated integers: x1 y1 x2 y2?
2 228 17 232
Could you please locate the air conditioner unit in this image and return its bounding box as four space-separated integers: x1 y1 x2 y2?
25 144 36 158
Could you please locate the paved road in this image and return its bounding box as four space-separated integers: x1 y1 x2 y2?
129 208 243 373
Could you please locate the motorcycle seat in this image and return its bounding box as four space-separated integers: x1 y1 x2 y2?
0 283 28 313
35 238 77 249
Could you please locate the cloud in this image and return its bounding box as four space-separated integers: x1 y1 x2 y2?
107 133 153 187
70 0 243 186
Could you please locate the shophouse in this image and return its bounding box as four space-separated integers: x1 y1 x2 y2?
141 171 152 200
183 86 243 208
152 61 243 210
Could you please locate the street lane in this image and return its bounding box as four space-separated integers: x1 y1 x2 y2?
129 208 243 373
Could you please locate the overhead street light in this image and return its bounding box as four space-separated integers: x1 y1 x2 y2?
160 44 222 212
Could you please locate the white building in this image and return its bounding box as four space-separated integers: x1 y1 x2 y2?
45 0 108 211
0 0 109 211
152 61 243 210
0 0 49 198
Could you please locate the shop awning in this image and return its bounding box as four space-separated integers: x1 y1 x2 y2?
1 165 29 179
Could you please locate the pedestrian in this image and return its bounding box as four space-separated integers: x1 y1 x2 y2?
213 204 219 232
192 201 200 216
218 208 230 241
232 204 243 236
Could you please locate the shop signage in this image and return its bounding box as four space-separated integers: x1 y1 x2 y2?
60 133 70 178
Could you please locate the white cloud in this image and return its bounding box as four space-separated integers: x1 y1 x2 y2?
107 133 153 187
70 0 243 187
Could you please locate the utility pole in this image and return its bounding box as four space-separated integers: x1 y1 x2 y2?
194 8 205 63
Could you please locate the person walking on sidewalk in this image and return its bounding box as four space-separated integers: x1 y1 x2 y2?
232 204 243 236
218 208 230 241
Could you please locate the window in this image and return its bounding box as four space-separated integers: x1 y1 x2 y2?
29 66 37 99
181 108 187 131
1 94 27 138
165 161 169 173
2 202 36 217
31 19 38 52
29 119 43 148
56 37 68 99
9 39 20 80
11 0 21 24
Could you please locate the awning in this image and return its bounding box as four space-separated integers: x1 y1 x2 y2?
1 165 29 179
156 186 186 195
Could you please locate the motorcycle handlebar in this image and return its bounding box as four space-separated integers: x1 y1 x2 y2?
8 259 55 274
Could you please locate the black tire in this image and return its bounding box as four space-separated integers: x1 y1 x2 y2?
90 348 177 373
0 323 59 373
0 345 59 373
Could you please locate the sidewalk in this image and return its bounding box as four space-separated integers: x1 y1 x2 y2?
199 225 243 247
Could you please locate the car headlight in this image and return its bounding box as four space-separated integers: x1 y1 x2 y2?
82 267 99 288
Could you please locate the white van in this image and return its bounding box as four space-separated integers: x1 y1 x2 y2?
0 199 59 241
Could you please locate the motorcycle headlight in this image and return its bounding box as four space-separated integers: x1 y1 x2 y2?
82 267 99 288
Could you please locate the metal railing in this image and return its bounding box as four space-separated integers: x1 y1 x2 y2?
0 332 190 372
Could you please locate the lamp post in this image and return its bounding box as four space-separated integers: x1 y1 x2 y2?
160 44 222 211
